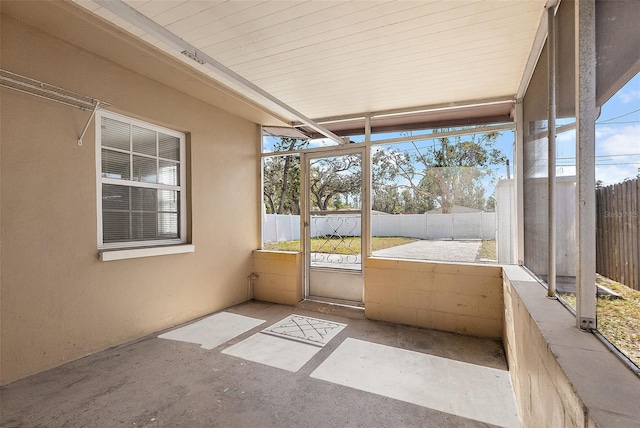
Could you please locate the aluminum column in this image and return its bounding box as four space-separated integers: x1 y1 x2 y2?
575 0 597 330
547 6 557 298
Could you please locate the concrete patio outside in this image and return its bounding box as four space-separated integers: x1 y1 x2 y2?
309 239 485 270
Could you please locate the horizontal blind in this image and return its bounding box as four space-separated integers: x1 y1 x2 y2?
99 113 183 246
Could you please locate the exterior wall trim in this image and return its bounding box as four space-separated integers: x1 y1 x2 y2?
99 244 195 261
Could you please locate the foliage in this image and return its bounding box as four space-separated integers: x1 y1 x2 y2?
263 129 506 215
309 154 361 211
263 138 307 214
373 129 505 213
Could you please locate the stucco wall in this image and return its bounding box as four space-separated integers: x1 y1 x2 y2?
364 258 504 338
0 10 260 384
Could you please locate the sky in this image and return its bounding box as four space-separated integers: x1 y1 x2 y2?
556 72 640 184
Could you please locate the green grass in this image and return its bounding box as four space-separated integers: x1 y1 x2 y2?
560 275 640 368
264 237 418 254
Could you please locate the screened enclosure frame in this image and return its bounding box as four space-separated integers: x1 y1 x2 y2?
517 0 639 342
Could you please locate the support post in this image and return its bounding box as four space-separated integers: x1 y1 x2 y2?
364 115 371 144
575 0 597 330
363 145 372 258
515 100 525 265
547 6 557 298
301 154 310 299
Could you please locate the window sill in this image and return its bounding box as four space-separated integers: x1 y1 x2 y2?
99 244 195 261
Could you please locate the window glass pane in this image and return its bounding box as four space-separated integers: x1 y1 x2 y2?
131 212 158 240
158 190 178 212
102 184 130 211
99 113 184 247
102 149 130 180
132 125 156 156
159 133 180 160
159 160 179 186
132 155 157 183
131 187 157 212
102 117 130 150
102 211 130 243
158 213 179 238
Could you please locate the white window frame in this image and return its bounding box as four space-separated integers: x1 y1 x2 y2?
95 110 187 250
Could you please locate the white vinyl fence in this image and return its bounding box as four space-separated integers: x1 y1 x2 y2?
263 212 496 243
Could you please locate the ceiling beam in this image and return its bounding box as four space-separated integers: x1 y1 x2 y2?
298 96 515 127
92 0 346 145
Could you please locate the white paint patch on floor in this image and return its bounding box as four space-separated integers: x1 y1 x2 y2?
158 312 265 350
222 333 321 372
310 338 520 428
261 314 346 347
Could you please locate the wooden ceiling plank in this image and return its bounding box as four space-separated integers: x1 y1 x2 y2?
152 1 223 27
222 5 541 75
186 1 302 47
165 1 262 34
73 0 546 123
210 1 444 64
132 0 189 18
198 1 397 57
245 31 536 88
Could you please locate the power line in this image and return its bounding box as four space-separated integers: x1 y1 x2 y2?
598 107 640 123
557 154 640 160
557 162 640 166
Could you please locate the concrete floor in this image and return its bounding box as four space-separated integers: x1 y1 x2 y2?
1 301 514 428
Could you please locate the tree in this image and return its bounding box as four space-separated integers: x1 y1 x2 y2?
371 149 402 212
371 183 401 213
485 195 496 212
374 129 505 213
263 138 307 214
263 139 362 213
308 154 361 210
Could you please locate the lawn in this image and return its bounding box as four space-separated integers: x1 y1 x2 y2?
476 240 496 261
560 275 640 368
264 237 418 254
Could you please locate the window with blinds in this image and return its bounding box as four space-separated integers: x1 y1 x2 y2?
96 111 186 248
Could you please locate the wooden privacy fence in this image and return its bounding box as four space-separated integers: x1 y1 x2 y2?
596 178 640 290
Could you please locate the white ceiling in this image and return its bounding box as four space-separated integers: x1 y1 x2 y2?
75 0 547 128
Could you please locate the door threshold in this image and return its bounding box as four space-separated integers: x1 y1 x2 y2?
309 266 362 273
304 296 364 309
297 298 366 320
